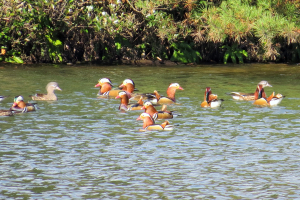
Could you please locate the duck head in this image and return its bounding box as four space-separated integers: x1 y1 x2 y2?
46 82 62 92
115 91 130 111
95 78 113 87
115 91 128 98
115 91 129 103
136 112 155 129
119 79 135 93
205 87 212 102
13 95 26 108
168 83 184 90
258 80 272 88
141 101 154 110
166 83 183 101
14 95 23 103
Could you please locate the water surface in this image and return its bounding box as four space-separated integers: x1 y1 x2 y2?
0 63 300 199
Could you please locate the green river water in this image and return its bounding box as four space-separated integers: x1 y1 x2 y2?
0 63 300 199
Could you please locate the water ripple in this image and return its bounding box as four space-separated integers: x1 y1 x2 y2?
1 64 300 199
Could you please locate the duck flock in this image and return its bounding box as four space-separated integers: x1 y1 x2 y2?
0 79 284 131
0 82 62 116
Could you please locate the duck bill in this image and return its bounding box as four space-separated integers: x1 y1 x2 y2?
119 83 125 89
95 83 101 87
56 86 62 91
178 86 184 90
141 106 145 110
136 116 141 120
115 95 120 99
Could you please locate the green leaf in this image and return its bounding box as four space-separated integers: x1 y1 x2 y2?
140 43 146 49
179 42 192 51
115 42 121 56
115 42 121 50
235 52 244 64
231 55 237 64
45 35 53 43
195 51 202 60
186 49 196 63
171 50 188 63
162 51 168 60
58 54 62 62
224 53 230 64
241 50 248 57
54 40 62 46
12 56 24 64
170 43 179 50
5 57 12 62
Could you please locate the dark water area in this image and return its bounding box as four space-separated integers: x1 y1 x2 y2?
0 63 300 199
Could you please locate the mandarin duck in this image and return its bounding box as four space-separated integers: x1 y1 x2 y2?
95 78 120 97
201 87 224 108
0 96 7 102
129 92 157 104
10 95 37 112
154 83 184 104
30 82 62 101
119 79 136 98
115 91 144 111
136 113 173 131
253 84 285 107
228 80 272 101
96 78 135 98
0 109 13 116
141 101 173 120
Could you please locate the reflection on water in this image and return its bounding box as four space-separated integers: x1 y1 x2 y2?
1 64 300 199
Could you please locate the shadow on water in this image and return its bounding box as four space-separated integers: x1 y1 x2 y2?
1 63 300 199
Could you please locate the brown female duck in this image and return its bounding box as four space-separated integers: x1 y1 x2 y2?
31 82 62 100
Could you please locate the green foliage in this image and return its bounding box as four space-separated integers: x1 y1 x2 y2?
0 31 23 64
221 44 248 64
170 42 202 64
0 0 299 64
101 47 109 61
0 28 23 63
0 54 24 64
11 55 24 64
45 35 63 63
200 0 300 61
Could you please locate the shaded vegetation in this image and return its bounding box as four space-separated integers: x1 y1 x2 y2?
0 0 300 65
